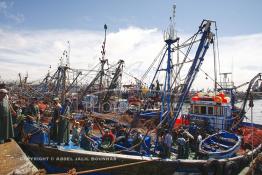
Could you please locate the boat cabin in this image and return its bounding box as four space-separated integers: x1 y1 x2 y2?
188 92 234 131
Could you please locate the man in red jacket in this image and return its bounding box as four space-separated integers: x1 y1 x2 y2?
101 128 115 151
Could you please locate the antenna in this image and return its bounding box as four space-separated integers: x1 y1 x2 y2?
172 4 176 27
101 24 107 61
48 65 51 75
59 55 63 66
59 42 71 67
164 3 177 41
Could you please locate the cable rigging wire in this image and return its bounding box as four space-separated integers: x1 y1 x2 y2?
140 45 167 82
214 23 221 82
172 45 223 89
76 62 100 84
170 31 199 90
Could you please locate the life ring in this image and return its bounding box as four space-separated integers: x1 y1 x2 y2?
223 161 239 175
102 102 111 113
201 159 223 175
224 97 231 103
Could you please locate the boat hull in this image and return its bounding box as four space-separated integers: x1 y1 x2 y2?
20 143 262 175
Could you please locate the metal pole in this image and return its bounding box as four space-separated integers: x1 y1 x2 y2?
249 94 254 175
166 41 172 116
213 38 217 92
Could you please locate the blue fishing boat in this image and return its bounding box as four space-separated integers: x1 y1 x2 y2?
199 131 241 159
14 6 262 174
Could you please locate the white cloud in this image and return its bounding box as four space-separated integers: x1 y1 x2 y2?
213 34 262 88
0 26 261 91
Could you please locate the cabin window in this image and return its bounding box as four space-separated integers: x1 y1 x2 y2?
208 106 214 115
224 107 228 116
214 106 224 116
200 106 206 115
214 106 220 115
220 107 224 116
189 105 193 113
194 105 200 114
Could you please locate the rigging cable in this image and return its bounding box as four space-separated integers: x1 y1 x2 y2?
172 31 199 86
170 31 199 89
141 45 166 82
172 48 223 89
213 33 218 91
215 23 221 81
76 62 100 83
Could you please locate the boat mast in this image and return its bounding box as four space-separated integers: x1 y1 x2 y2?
153 4 179 152
213 39 218 92
98 24 108 111
78 25 108 110
160 4 179 122
61 49 70 104
169 20 215 130
52 47 70 104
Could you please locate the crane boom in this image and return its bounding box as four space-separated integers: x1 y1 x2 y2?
231 73 262 130
240 73 262 117
169 20 214 130
103 60 124 103
234 82 249 89
79 71 102 102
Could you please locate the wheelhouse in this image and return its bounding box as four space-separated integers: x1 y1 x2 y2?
188 93 233 131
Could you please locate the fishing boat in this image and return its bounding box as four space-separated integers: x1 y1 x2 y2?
13 4 262 174
199 130 241 159
19 140 262 175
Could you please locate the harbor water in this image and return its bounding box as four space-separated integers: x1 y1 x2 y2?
244 99 262 125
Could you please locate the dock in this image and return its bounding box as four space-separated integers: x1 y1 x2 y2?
0 139 38 175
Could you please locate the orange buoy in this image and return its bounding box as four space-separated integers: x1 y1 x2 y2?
218 92 225 98
223 97 230 103
214 96 222 103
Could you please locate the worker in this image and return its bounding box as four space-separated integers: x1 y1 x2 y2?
12 102 25 142
101 128 115 151
58 98 71 146
184 134 190 159
133 130 143 152
189 122 197 135
0 89 14 144
183 129 195 151
115 125 127 145
177 135 186 159
50 97 61 143
163 129 173 158
71 121 80 145
26 97 40 124
80 120 95 150
195 133 202 159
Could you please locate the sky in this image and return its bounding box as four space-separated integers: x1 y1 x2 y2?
0 0 262 90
